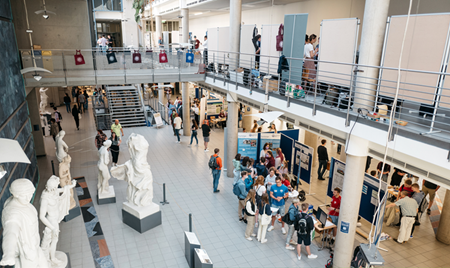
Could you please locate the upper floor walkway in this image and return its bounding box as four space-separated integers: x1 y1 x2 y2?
23 48 450 186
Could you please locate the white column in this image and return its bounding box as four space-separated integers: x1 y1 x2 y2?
437 189 450 245
354 0 390 110
182 82 190 136
155 15 162 46
333 136 369 267
158 83 164 103
229 0 242 70
181 8 189 43
226 99 239 178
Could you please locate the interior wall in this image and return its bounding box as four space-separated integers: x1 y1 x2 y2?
388 0 450 15
0 0 39 234
189 0 365 46
11 0 91 50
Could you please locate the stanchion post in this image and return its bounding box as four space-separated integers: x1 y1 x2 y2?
160 183 170 205
51 160 55 175
189 213 192 232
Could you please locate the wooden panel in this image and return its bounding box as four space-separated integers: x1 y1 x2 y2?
318 18 359 88
379 14 450 105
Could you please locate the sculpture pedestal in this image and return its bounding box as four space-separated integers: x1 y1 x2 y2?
97 186 116 205
62 206 81 222
122 202 161 233
50 251 69 268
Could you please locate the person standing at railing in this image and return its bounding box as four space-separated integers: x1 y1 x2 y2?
194 36 201 51
252 34 261 70
303 34 318 81
97 35 108 53
203 36 208 64
158 36 164 50
107 35 113 48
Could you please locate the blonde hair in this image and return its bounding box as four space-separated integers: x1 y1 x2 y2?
245 189 256 204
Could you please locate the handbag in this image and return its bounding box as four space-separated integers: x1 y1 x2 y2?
106 50 117 64
78 113 82 119
261 204 272 225
159 50 168 63
186 50 194 63
74 50 85 65
276 24 284 51
132 50 141 63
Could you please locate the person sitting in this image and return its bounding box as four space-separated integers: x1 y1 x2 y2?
218 109 226 128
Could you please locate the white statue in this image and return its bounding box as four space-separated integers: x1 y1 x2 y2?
111 133 154 207
39 87 49 114
39 176 75 267
55 131 68 163
0 179 49 268
98 140 112 194
59 155 76 210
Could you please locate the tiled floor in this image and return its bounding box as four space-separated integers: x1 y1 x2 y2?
33 99 450 268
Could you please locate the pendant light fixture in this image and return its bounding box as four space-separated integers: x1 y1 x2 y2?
35 0 56 19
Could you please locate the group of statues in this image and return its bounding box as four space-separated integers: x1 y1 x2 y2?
0 133 156 268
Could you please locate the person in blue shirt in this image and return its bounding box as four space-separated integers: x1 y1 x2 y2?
236 171 249 223
268 177 289 234
285 198 300 251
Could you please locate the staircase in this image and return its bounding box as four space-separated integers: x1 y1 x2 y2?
106 86 147 128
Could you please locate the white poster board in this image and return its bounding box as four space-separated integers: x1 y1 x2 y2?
240 25 257 69
207 27 219 63
217 27 230 65
154 113 164 128
261 24 281 74
318 18 359 88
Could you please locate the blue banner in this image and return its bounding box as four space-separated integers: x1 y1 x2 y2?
237 133 258 160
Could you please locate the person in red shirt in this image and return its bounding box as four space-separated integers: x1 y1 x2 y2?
281 174 291 187
398 179 413 199
211 148 223 193
194 36 201 50
327 187 341 243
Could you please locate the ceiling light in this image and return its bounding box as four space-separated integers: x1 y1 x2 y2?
43 14 49 19
194 12 203 15
35 9 56 19
33 72 42 81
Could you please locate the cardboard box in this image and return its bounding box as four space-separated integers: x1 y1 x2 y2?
263 78 279 92
230 71 244 84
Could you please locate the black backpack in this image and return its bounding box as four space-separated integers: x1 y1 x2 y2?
208 155 219 170
56 111 62 120
297 213 309 235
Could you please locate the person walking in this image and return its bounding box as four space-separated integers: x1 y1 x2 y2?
317 139 329 180
78 92 86 114
192 104 199 125
234 171 248 223
422 180 440 215
244 189 257 241
268 177 289 234
95 130 107 150
386 191 418 244
174 113 182 143
110 132 121 166
295 203 318 260
209 148 222 193
201 120 211 152
285 199 300 251
83 90 89 112
257 193 272 243
72 104 80 130
188 119 199 146
111 119 124 137
63 93 71 113
53 107 62 131
50 119 59 141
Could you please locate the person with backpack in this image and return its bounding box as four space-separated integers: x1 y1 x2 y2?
294 203 318 260
208 148 222 193
267 177 289 234
233 171 248 223
232 154 242 185
255 157 268 178
253 176 266 228
410 183 425 237
284 198 300 251
244 189 257 241
53 107 63 131
257 193 272 243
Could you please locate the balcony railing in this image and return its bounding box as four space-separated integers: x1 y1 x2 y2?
19 47 205 87
204 50 450 145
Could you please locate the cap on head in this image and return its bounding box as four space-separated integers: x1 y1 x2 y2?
10 179 35 197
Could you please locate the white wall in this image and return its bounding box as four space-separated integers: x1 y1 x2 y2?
122 0 140 47
189 0 365 45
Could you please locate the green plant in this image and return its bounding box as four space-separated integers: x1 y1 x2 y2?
132 0 147 22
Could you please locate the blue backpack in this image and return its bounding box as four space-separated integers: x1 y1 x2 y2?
233 182 241 196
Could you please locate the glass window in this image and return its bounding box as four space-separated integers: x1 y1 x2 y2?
93 0 122 11
93 0 103 10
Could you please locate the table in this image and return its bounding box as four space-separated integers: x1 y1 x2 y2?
312 216 336 251
211 117 226 129
388 188 399 198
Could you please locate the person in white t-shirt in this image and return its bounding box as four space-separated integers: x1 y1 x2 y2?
97 35 108 53
174 113 182 143
253 175 267 228
304 34 318 79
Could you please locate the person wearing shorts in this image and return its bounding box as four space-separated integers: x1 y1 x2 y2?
327 187 341 244
422 180 440 215
267 177 288 234
294 203 318 260
201 120 210 152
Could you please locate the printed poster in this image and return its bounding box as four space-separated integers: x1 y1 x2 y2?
259 133 281 156
331 160 345 192
237 133 258 160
